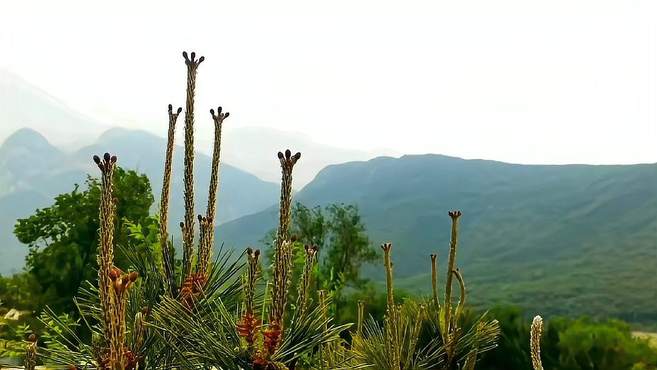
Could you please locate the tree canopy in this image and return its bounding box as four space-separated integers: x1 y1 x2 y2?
13 168 153 313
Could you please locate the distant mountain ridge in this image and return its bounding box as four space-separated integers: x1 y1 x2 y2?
211 126 397 187
0 127 279 274
217 154 657 324
0 70 390 275
0 69 394 188
0 70 108 146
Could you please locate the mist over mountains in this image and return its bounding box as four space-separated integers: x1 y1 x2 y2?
0 69 389 188
0 127 279 274
0 70 108 147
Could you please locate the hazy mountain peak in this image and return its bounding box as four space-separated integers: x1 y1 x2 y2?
217 126 397 188
0 69 108 147
0 127 62 172
0 70 71 112
95 127 164 147
0 127 53 150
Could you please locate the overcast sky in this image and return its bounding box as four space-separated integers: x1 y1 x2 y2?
1 0 655 164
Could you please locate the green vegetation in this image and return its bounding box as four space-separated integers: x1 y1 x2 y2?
0 51 655 369
3 168 653 368
13 168 152 313
263 202 379 317
219 155 657 326
480 306 657 370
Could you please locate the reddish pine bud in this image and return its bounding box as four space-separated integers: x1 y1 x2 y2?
114 280 123 294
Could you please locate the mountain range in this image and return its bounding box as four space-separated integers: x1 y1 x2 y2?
0 69 390 188
0 127 279 274
0 69 389 274
217 154 657 324
213 126 396 187
1 69 656 325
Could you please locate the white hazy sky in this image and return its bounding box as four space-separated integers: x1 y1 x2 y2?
1 0 655 164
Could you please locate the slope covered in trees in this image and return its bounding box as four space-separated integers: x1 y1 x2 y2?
218 154 657 325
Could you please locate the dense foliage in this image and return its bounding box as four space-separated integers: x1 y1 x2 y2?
477 305 657 370
263 202 379 322
8 169 152 313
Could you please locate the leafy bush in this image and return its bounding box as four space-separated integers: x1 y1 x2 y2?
478 306 657 370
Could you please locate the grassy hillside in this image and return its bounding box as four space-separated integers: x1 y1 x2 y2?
218 154 657 325
0 128 279 274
